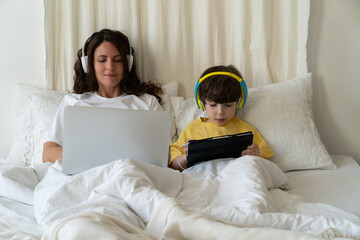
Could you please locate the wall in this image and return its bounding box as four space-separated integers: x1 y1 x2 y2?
0 1 359 164
308 0 360 163
0 0 46 157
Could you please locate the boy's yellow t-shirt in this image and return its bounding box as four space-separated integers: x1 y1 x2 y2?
169 116 273 165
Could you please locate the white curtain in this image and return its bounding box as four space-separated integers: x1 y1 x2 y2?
45 0 309 98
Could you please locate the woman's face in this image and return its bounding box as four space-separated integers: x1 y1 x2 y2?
93 41 124 96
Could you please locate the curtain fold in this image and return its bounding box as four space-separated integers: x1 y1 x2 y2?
45 0 309 98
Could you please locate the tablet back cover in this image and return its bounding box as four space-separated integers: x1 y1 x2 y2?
187 131 253 168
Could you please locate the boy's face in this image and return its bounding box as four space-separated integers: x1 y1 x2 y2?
204 101 237 126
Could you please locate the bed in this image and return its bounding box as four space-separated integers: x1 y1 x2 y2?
0 73 359 239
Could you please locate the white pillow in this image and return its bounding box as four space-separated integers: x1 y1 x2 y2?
161 82 179 142
239 73 335 171
170 73 336 172
161 81 179 97
159 93 177 143
170 96 207 138
7 83 66 165
28 93 65 166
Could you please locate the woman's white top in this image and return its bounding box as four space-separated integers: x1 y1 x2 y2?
47 92 163 146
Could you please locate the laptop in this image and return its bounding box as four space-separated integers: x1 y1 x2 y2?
62 106 172 174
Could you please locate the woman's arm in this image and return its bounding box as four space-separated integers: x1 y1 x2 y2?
42 141 63 163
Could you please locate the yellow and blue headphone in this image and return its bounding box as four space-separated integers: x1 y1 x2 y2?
195 71 248 111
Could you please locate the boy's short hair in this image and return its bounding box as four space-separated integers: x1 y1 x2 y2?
198 65 243 105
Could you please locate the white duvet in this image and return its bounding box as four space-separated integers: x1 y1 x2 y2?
1 156 360 239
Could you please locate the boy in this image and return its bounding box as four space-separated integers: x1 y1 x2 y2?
169 65 273 171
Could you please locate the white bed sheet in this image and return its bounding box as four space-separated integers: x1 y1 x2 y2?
0 194 42 240
0 156 360 239
34 157 360 239
0 161 41 239
0 197 36 224
286 155 360 216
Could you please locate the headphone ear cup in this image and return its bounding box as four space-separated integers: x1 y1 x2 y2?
127 55 133 71
81 56 88 73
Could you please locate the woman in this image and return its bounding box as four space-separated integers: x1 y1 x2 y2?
43 29 163 163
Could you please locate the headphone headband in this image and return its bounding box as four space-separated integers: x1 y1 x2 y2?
81 35 133 73
195 71 248 110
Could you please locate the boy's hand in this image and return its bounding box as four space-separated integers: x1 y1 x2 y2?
241 143 260 157
170 153 187 171
170 139 191 172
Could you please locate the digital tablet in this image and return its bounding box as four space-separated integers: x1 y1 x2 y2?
186 131 253 168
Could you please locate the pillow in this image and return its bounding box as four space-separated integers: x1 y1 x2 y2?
161 94 177 143
28 93 65 166
161 82 179 142
239 73 335 171
161 81 179 97
170 73 336 172
7 83 66 165
170 96 207 138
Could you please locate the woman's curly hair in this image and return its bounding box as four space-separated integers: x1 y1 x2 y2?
73 29 162 103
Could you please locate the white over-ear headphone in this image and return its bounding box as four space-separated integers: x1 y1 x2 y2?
81 39 133 73
127 51 133 72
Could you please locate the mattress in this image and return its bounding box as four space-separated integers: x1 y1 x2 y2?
286 155 360 216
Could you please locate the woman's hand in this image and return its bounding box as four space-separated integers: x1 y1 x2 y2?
42 141 63 163
241 143 260 157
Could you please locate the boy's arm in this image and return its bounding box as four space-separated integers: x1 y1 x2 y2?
169 119 199 171
169 140 188 171
169 128 190 171
253 131 273 159
170 154 187 171
241 143 260 157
